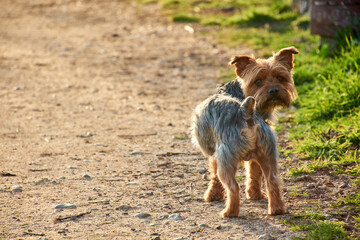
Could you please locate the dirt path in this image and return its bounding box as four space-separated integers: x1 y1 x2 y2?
0 1 297 239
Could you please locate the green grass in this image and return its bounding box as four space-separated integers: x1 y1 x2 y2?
289 188 308 198
174 134 189 140
137 0 360 237
138 0 319 55
283 40 360 240
288 166 313 177
284 209 352 239
289 43 360 178
292 221 349 240
172 14 200 22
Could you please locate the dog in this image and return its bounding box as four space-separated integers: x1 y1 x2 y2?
191 47 298 217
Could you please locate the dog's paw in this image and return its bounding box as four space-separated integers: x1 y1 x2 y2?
246 189 266 200
204 192 224 202
268 205 286 215
204 186 224 202
221 208 239 218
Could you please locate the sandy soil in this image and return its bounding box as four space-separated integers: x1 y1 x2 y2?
0 1 333 239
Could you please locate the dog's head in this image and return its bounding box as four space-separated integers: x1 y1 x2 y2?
230 47 298 115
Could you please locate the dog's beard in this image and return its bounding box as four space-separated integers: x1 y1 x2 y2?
253 88 292 113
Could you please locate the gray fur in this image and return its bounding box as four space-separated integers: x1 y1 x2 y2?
192 80 278 169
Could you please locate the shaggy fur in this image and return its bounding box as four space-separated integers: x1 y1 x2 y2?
192 47 299 217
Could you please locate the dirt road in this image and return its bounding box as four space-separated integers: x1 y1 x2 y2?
0 1 296 239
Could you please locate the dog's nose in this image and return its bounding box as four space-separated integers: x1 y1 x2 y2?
268 88 279 95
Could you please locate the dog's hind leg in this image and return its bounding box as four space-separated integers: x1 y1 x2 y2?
204 157 224 202
217 155 240 217
257 156 286 215
245 160 266 200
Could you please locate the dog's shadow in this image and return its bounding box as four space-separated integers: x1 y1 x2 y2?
209 198 289 238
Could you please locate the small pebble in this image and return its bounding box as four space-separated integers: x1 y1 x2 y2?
184 25 194 34
83 174 92 180
126 182 137 186
135 213 151 219
169 213 183 221
12 186 23 192
55 204 76 209
86 132 93 137
198 168 207 174
258 233 275 240
131 151 143 155
116 205 133 211
34 178 50 185
216 224 231 230
199 223 208 228
159 214 168 220
51 180 59 185
68 166 77 169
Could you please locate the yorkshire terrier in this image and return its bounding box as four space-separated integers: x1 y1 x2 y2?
191 47 298 217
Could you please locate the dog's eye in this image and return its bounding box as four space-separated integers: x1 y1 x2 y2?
277 76 285 82
254 79 262 86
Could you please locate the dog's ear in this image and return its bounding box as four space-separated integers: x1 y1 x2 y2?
275 46 299 70
230 56 255 77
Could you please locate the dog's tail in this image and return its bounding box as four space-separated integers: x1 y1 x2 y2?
241 96 256 128
241 96 255 116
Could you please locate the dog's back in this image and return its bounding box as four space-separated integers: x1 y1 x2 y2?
191 86 256 159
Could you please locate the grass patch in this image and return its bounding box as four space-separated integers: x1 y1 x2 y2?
174 134 189 140
236 176 244 182
138 0 319 55
293 221 349 240
283 209 352 239
334 180 360 214
172 14 200 23
288 166 313 178
289 188 308 198
289 43 360 177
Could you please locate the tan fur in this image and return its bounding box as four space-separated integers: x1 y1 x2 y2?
196 47 298 217
218 166 240 217
241 125 258 150
245 161 266 200
233 55 298 119
204 157 225 201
